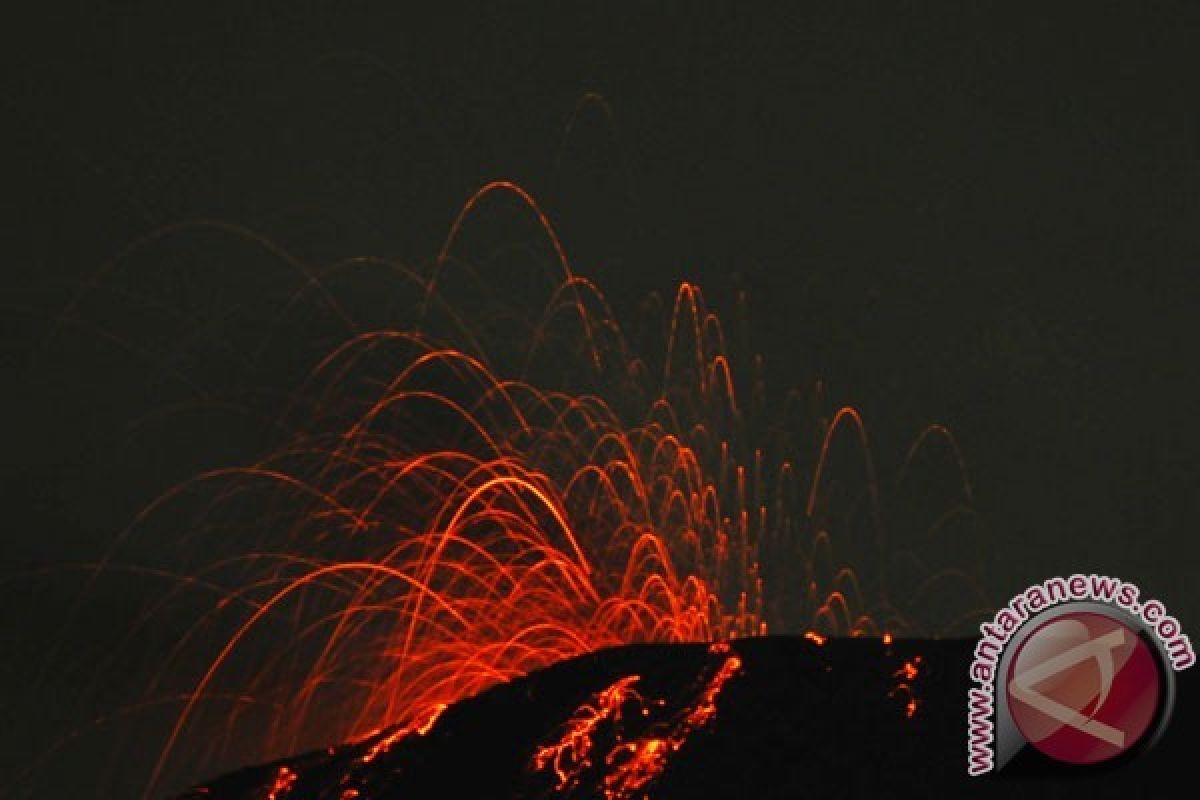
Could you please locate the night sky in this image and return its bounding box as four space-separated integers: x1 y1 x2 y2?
3 2 1199 795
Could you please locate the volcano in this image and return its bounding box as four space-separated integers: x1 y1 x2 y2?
176 637 1192 799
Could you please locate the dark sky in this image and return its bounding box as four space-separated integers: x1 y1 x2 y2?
2 1 1199 793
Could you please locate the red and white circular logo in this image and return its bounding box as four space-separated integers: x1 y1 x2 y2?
1006 611 1162 765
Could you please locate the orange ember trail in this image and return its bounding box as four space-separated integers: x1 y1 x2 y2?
889 656 925 720
45 179 982 798
360 703 446 764
265 766 297 800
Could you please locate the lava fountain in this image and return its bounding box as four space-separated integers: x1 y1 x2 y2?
16 180 986 799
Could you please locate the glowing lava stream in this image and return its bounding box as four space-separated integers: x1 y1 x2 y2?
532 675 650 792
603 650 743 800
532 643 743 799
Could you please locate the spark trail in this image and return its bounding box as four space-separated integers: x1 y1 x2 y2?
19 180 984 799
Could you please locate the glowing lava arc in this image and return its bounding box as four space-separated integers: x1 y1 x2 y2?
110 178 982 798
